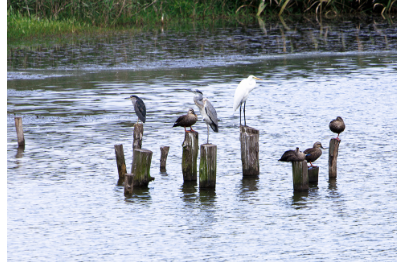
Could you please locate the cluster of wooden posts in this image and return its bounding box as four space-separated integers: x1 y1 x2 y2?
291 138 341 191
13 117 341 194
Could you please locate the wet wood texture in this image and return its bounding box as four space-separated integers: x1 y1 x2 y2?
308 166 319 184
114 144 127 184
199 144 217 188
131 123 143 172
182 131 199 181
14 117 25 148
329 138 340 179
292 160 309 191
160 146 170 172
240 126 259 176
132 148 154 187
124 173 135 196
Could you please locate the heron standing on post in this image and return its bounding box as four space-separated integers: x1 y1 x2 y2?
187 89 218 144
233 75 263 126
125 95 146 124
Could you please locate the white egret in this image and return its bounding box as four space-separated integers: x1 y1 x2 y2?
233 75 263 126
125 95 146 124
187 89 218 144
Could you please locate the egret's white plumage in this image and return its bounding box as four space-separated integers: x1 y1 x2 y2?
233 75 263 126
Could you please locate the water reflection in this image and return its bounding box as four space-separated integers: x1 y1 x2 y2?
291 190 309 208
239 176 259 197
124 187 152 202
15 146 24 158
199 188 216 205
181 181 197 203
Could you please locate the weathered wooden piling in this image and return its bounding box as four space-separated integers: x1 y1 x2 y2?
124 173 135 196
182 131 199 181
160 146 170 172
131 123 144 172
328 138 340 179
308 166 319 184
131 148 155 187
114 144 127 184
14 117 25 148
199 144 217 188
240 126 259 176
292 160 309 191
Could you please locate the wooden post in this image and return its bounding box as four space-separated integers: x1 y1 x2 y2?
131 123 144 173
199 144 217 188
14 117 25 148
240 126 259 176
292 160 309 191
114 144 127 184
182 131 199 181
132 148 155 187
160 146 170 172
329 138 340 179
308 166 319 184
124 173 135 196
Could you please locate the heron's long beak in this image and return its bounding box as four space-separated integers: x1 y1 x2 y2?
125 97 131 100
254 77 264 80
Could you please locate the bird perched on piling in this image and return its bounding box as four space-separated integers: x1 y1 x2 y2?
187 89 218 144
279 147 306 162
304 142 324 167
233 75 263 126
329 116 345 141
125 95 146 124
173 108 198 132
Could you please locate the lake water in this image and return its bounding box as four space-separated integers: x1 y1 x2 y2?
7 17 397 261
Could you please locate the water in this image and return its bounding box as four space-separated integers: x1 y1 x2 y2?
7 17 397 261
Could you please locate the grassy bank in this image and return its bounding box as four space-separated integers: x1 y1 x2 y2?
7 0 396 42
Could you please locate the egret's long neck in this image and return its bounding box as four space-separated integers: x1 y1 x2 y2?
194 95 204 109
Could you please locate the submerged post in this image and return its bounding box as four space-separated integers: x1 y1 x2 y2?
329 138 340 179
14 117 25 148
308 166 319 184
199 144 217 188
240 126 259 176
131 123 144 172
132 148 154 187
124 173 135 196
292 160 309 191
114 144 127 184
160 146 170 172
182 131 199 181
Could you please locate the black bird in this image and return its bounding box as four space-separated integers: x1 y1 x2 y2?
329 116 345 141
125 95 146 124
279 147 306 162
304 142 324 167
173 108 198 132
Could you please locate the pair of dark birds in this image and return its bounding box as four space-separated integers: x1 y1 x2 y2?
278 116 345 167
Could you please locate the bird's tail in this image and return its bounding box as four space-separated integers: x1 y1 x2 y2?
210 123 218 132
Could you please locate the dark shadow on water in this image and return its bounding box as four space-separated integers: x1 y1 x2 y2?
16 146 24 158
199 188 216 205
239 175 259 196
181 181 197 203
291 190 309 208
124 186 152 202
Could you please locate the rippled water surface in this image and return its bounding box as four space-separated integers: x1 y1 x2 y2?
7 17 397 261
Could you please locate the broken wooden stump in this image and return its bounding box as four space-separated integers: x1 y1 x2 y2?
114 144 127 185
308 166 319 184
199 144 217 188
14 117 25 148
182 131 199 181
160 146 170 172
124 173 135 196
328 138 340 179
131 148 155 187
131 123 144 172
240 126 259 176
292 160 309 191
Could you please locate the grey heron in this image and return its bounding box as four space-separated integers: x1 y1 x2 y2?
304 142 324 167
233 75 263 126
173 108 198 132
329 116 345 141
187 89 218 144
278 147 306 162
125 95 146 124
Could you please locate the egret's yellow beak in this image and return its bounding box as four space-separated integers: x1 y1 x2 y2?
254 77 263 80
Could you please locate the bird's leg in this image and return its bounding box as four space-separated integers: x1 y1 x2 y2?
184 127 188 133
336 134 341 141
239 105 242 126
243 101 247 126
190 126 195 132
